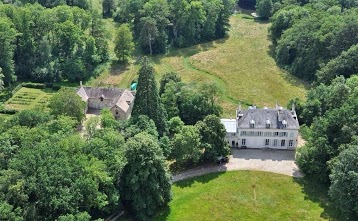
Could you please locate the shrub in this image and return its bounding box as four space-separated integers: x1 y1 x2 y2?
22 82 46 89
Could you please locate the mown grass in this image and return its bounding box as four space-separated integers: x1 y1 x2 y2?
150 171 342 221
5 87 55 111
89 13 308 117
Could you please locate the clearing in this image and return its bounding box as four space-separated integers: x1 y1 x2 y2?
89 13 307 117
153 171 341 221
5 87 55 111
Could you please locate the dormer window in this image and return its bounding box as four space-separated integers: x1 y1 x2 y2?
282 120 287 128
266 120 271 129
249 120 255 128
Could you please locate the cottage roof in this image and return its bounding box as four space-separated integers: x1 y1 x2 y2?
76 86 135 112
237 108 299 129
220 119 237 133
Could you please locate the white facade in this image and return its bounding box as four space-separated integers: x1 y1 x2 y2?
221 105 300 150
237 128 299 149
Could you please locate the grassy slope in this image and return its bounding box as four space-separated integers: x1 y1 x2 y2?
152 171 340 221
89 13 307 117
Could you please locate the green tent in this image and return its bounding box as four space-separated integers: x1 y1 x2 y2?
130 82 138 90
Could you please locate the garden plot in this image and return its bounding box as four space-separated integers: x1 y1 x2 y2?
6 87 55 111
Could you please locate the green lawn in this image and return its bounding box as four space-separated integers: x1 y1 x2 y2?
151 171 341 221
89 13 308 117
5 87 55 111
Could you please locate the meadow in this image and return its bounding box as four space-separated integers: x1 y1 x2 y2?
88 13 307 117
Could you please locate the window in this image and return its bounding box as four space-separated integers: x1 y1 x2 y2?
274 132 279 137
266 120 271 129
242 139 246 146
265 139 270 146
273 139 278 146
258 131 263 136
264 132 272 137
249 131 255 136
281 140 286 147
289 140 293 147
250 120 255 128
240 131 247 136
115 110 119 115
100 97 104 102
279 132 287 137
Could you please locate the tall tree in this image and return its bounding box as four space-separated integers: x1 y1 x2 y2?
159 72 181 96
48 88 86 123
131 57 168 136
102 0 116 17
0 67 4 91
120 132 171 221
169 125 202 164
114 23 134 63
256 0 273 19
0 17 17 85
196 114 229 161
161 81 180 119
329 143 358 217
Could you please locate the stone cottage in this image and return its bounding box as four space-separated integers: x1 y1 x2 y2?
77 85 135 120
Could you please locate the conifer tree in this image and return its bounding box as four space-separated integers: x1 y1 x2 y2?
132 57 168 136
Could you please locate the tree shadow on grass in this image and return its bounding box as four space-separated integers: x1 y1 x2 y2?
293 176 354 221
152 205 171 221
174 171 226 188
110 62 131 76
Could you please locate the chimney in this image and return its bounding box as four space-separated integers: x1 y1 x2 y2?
238 103 241 112
275 102 279 109
292 103 295 112
80 81 82 87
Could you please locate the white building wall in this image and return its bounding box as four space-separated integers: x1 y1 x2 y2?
237 128 299 149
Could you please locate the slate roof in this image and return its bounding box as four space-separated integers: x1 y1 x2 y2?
237 108 299 129
77 86 135 112
220 119 237 133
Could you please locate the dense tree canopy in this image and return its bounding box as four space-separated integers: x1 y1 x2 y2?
329 143 358 217
0 3 109 85
270 1 358 81
116 0 235 53
120 132 172 221
48 87 86 123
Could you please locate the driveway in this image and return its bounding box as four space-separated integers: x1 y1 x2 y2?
172 148 303 182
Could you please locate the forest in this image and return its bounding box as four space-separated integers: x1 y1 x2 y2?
267 0 358 218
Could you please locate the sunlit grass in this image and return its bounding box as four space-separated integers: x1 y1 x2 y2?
152 171 339 221
89 14 308 117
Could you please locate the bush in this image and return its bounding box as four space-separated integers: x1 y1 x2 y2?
0 109 18 115
22 82 46 89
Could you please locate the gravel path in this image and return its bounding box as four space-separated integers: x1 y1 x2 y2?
172 149 303 182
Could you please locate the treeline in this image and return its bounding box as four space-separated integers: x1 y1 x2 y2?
0 0 92 9
0 58 228 220
291 76 358 218
270 0 358 82
114 0 236 54
273 1 358 218
0 3 109 86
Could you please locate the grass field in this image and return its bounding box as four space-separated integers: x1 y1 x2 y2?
88 12 308 117
151 171 341 221
5 87 55 111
